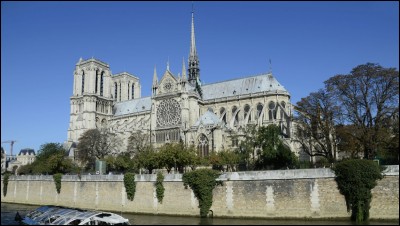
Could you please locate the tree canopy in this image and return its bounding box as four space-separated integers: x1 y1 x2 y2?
18 142 78 175
76 129 121 168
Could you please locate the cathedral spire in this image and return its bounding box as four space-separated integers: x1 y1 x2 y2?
153 65 158 87
188 4 200 86
190 7 197 57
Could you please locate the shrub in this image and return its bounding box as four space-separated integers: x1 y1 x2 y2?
124 173 136 201
53 173 62 194
182 169 222 217
155 172 165 203
3 173 10 197
333 159 383 222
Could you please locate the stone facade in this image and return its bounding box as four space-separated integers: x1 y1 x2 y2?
1 167 398 220
65 10 300 158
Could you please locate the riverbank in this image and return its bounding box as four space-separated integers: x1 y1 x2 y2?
1 166 398 220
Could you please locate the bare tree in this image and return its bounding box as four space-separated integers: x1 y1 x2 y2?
76 129 121 167
294 89 340 163
127 131 151 157
325 63 399 159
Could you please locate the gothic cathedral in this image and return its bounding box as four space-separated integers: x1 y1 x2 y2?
66 10 298 158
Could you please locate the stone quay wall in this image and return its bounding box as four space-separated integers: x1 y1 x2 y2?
1 166 398 220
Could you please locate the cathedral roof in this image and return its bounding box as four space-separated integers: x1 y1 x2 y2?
201 73 289 100
193 110 221 127
113 96 151 116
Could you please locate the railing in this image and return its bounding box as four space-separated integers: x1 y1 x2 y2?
1 165 398 182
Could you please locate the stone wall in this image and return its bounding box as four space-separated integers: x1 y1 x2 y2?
1 166 398 220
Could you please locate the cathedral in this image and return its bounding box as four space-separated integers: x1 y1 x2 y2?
66 10 299 158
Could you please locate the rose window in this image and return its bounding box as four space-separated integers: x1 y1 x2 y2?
156 99 181 127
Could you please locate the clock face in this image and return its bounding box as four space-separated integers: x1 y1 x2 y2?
156 99 181 127
163 79 174 92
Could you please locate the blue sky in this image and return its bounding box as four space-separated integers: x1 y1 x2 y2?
1 1 399 155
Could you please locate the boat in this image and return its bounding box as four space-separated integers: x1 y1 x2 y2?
18 205 130 225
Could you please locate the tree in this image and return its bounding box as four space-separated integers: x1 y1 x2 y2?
256 124 298 170
18 142 78 175
76 129 121 168
127 131 151 157
158 142 197 173
134 145 159 174
325 63 399 159
236 124 258 170
294 89 340 163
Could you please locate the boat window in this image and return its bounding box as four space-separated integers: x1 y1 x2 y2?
67 219 82 225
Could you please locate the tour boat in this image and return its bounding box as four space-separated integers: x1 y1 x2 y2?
18 205 130 225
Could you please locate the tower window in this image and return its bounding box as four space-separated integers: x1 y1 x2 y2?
100 73 104 96
81 72 85 94
132 83 135 99
95 74 98 94
114 83 118 100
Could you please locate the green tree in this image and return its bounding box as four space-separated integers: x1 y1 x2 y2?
256 125 299 170
333 159 383 222
325 63 399 160
236 124 258 170
134 145 159 174
104 153 136 173
18 143 78 175
158 142 197 173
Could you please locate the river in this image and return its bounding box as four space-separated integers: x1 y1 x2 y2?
1 203 398 225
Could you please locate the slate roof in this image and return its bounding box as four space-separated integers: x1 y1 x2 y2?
201 73 288 100
18 148 35 156
193 110 222 127
113 96 152 116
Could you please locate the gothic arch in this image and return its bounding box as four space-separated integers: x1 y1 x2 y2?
231 106 240 127
244 104 251 124
219 107 227 124
197 133 209 157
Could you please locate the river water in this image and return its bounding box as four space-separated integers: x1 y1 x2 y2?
1 203 398 225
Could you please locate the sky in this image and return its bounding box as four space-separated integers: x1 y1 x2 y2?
1 1 399 155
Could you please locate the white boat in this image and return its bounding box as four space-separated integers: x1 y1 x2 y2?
19 205 130 225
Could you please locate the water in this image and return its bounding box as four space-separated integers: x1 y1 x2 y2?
1 203 398 225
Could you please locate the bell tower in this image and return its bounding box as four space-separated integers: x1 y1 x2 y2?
67 58 114 147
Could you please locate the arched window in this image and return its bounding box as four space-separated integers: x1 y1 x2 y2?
232 106 239 126
101 119 107 128
81 71 85 94
256 103 263 120
100 73 104 96
127 84 130 100
119 83 121 101
268 101 277 121
244 104 251 122
197 134 209 157
220 107 226 124
280 101 286 120
114 83 118 100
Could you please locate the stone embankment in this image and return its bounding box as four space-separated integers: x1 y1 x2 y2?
1 166 398 220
